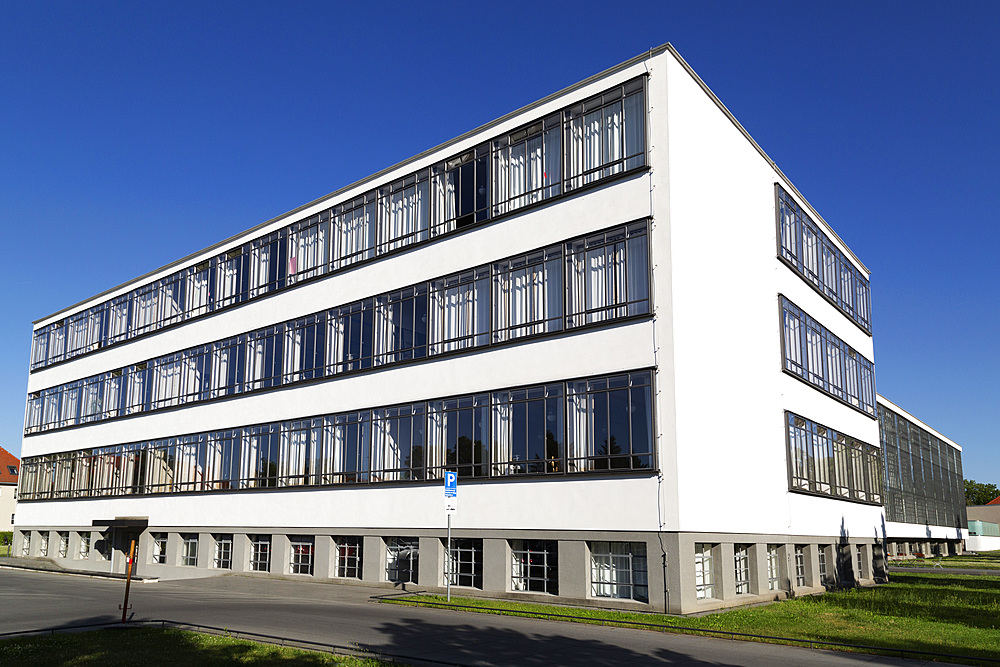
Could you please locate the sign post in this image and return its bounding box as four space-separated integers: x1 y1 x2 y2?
444 471 457 602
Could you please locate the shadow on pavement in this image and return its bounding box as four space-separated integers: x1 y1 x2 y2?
364 615 742 666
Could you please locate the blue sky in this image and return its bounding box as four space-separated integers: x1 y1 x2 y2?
1 1 997 485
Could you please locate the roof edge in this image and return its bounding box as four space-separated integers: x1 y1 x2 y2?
876 393 962 452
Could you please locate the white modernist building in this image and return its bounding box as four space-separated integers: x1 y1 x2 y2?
14 44 965 614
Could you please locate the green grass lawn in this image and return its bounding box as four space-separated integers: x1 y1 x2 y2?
0 628 387 666
385 571 1000 665
890 550 1000 569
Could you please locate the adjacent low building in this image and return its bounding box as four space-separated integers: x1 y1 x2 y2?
0 447 19 532
13 43 967 613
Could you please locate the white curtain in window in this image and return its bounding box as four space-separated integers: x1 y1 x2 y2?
217 257 240 306
805 325 823 385
240 432 259 488
431 168 456 235
67 316 87 355
566 383 591 471
602 101 622 177
80 380 100 421
186 269 211 315
60 385 80 427
802 226 819 281
289 221 327 281
107 298 130 343
283 325 305 383
494 261 554 341
510 540 527 591
132 289 156 333
101 374 121 418
161 280 183 324
280 426 308 485
249 243 273 296
24 395 42 431
335 202 376 267
783 308 803 372
840 264 855 311
371 414 400 481
430 279 487 353
48 325 67 363
382 182 429 251
491 398 512 475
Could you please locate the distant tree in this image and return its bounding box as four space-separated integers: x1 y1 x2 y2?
965 479 1000 506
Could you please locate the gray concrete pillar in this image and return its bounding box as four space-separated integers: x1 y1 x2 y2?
557 540 589 600
314 535 334 578
482 538 508 593
363 536 384 583
418 536 444 587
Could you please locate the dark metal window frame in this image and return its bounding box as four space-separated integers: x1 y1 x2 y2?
779 295 876 419
510 539 558 595
784 410 883 507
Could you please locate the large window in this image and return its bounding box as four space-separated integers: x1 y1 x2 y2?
371 404 425 482
491 384 564 475
444 538 482 588
30 79 647 373
429 267 490 354
493 114 561 215
565 79 645 190
767 545 780 591
777 186 871 333
590 541 648 603
152 533 167 564
879 402 965 528
427 395 489 480
566 371 652 472
511 540 558 595
334 537 362 579
289 536 314 575
781 296 875 416
214 534 233 569
250 535 271 572
181 534 198 566
786 412 882 504
492 246 562 343
734 544 751 594
694 543 715 600
18 369 656 501
386 537 419 584
566 222 648 327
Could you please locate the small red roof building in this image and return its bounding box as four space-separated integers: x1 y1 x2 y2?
986 495 1000 506
0 446 19 486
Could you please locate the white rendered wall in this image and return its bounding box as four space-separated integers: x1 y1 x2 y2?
653 49 883 540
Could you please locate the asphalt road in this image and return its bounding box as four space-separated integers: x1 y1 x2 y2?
0 568 943 666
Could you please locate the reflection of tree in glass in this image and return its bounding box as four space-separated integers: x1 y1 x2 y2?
596 436 649 470
448 436 487 477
